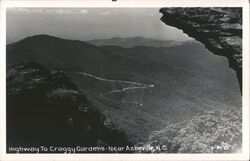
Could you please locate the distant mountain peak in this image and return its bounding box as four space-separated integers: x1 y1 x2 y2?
22 34 63 41
9 34 100 50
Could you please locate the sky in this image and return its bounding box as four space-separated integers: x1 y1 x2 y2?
6 8 192 44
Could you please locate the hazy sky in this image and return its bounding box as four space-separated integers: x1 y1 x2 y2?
7 8 192 44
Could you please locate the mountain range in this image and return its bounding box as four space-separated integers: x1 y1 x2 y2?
6 34 241 144
86 36 194 48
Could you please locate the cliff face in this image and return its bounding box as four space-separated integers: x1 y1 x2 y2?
7 62 128 151
160 8 242 92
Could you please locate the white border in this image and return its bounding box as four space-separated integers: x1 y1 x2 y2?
0 0 249 161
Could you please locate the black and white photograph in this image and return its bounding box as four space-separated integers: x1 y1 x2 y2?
1 0 249 160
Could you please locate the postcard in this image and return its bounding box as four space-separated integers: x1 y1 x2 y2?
0 0 249 160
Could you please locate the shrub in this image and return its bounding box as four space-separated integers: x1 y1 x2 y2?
145 109 242 153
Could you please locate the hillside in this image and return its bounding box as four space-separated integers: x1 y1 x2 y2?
7 62 128 152
144 109 241 153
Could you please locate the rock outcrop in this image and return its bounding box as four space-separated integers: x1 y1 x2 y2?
7 62 128 152
160 8 242 92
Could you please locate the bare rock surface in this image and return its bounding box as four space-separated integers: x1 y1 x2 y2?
160 8 242 92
